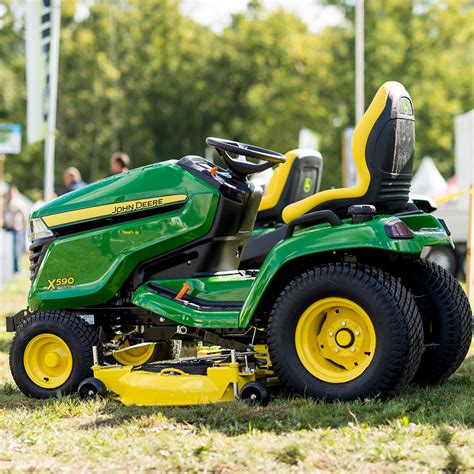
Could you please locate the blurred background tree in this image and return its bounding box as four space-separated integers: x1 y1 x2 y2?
0 0 472 197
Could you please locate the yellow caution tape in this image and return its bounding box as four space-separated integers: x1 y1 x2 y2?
435 186 474 204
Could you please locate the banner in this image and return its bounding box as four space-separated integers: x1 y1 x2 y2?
342 127 357 187
25 0 57 144
25 0 61 200
454 110 474 210
0 124 22 155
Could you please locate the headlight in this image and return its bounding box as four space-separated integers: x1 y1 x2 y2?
29 218 53 241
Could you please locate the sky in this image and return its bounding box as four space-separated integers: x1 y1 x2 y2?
179 0 345 33
70 1 345 32
8 1 346 32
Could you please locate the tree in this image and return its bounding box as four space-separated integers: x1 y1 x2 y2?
324 0 474 176
0 0 472 197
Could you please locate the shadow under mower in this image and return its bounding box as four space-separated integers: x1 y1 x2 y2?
8 82 471 406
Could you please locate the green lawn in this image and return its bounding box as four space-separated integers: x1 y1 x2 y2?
0 259 473 472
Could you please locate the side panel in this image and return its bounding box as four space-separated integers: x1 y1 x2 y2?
29 168 219 310
238 214 451 327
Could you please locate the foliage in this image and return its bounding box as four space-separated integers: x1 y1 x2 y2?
0 0 472 197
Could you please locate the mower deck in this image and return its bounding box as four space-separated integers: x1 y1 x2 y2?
81 347 273 406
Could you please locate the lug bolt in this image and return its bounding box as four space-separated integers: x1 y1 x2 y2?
341 321 346 326
351 348 356 352
355 331 360 336
335 348 339 353
329 332 334 336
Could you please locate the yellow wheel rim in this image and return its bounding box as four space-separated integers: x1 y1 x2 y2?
295 297 376 383
112 341 156 366
24 334 73 389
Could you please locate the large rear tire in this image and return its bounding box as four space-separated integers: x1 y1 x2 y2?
10 311 102 399
267 263 423 400
424 246 457 276
395 259 472 385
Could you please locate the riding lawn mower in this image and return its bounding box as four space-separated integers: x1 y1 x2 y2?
7 82 472 406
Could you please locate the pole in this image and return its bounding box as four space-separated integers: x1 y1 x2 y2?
466 185 473 306
0 154 5 228
355 0 365 123
44 0 61 201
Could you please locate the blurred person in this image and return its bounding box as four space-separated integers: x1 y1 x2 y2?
63 167 86 193
110 151 131 174
2 185 28 273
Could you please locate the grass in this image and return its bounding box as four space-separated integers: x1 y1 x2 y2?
0 258 473 472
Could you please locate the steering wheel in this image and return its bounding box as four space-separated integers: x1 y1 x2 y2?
206 137 286 178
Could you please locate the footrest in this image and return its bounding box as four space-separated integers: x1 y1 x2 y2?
132 283 241 328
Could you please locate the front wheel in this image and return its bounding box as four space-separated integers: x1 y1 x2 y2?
267 263 423 401
10 311 102 398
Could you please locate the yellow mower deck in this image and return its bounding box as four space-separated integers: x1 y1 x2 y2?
83 346 273 406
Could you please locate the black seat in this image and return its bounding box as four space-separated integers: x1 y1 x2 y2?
256 149 323 224
282 82 415 223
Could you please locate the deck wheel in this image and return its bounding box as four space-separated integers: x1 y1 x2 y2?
240 381 270 406
78 377 107 400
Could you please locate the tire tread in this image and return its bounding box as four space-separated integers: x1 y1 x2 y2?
267 263 423 400
396 259 472 384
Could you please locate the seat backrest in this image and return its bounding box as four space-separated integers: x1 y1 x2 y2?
257 149 323 223
282 82 415 223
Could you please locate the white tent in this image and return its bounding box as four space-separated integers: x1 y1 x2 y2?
411 156 448 198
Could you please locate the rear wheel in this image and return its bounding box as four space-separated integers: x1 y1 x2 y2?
267 263 423 400
424 246 457 276
10 311 102 398
395 259 472 385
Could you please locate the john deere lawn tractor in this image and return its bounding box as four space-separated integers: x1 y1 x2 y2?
8 82 472 406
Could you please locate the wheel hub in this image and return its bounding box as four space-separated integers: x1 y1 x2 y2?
44 352 61 368
295 297 376 383
23 334 73 389
335 328 354 348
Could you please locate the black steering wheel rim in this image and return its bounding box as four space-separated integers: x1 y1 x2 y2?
206 137 286 164
206 137 286 178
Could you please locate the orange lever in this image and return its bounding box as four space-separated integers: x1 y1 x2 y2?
176 282 192 300
209 166 218 177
